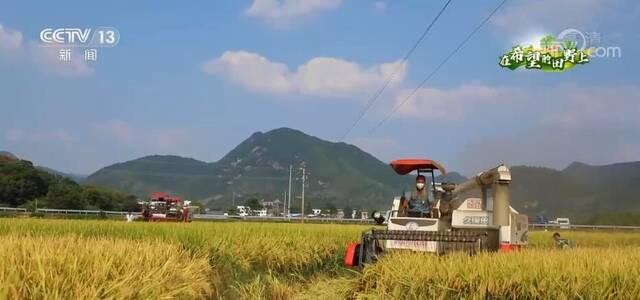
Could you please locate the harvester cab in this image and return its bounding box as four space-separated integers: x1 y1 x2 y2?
345 159 528 267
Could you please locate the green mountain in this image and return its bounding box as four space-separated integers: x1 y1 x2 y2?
1 150 86 182
0 151 17 160
86 128 408 210
87 155 215 199
36 166 87 183
84 128 640 220
510 162 640 222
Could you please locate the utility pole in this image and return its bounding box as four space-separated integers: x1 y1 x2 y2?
288 165 292 220
283 190 287 218
300 166 306 223
232 191 236 207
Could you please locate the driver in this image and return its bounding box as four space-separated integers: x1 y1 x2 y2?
408 175 431 217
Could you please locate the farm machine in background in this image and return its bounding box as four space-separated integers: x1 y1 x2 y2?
345 159 528 267
140 192 191 222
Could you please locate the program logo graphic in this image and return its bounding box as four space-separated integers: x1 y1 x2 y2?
499 30 591 72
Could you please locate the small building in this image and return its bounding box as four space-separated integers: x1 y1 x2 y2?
237 206 250 216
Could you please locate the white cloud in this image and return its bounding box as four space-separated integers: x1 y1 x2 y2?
0 24 23 52
203 50 406 99
542 85 640 129
350 136 407 162
203 50 293 93
5 128 73 143
455 84 640 173
395 84 517 121
0 23 93 76
29 42 94 76
96 120 135 143
246 0 342 23
491 0 614 37
95 120 191 152
372 1 387 11
365 82 639 173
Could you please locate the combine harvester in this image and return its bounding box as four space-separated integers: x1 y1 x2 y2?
345 159 528 266
140 192 191 222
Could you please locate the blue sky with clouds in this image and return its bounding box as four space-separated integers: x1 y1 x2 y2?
1 0 638 175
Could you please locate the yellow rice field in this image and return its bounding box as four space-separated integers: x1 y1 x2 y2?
0 219 639 299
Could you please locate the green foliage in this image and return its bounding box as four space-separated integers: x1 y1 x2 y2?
0 158 138 211
30 211 45 218
46 179 85 209
0 159 52 206
188 200 206 214
244 198 262 210
511 161 640 221
588 212 640 226
323 202 337 215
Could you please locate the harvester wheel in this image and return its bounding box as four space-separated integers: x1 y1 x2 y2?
360 233 383 265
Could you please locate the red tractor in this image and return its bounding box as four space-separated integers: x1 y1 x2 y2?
141 192 191 222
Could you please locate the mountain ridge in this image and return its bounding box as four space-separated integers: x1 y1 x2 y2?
76 129 640 219
86 127 407 209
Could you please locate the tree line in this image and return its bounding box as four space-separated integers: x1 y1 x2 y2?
0 157 138 211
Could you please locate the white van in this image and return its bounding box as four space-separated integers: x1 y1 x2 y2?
555 218 570 229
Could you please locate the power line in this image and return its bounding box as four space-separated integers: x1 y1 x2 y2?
340 0 453 141
369 0 508 133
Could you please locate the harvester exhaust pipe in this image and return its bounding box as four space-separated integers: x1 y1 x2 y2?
491 165 511 226
492 181 510 226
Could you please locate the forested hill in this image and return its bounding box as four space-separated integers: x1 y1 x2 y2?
86 128 408 210
0 154 138 211
8 128 638 220
510 161 640 221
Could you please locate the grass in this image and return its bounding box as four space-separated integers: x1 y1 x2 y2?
1 219 640 299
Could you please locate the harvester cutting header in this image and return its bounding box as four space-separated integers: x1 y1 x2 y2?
345 159 528 266
140 192 191 222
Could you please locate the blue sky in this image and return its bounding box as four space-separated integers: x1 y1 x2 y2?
0 0 638 175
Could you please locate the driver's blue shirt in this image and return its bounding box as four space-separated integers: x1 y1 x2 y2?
408 189 430 214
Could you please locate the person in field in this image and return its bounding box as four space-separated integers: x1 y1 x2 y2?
553 232 572 249
406 175 431 217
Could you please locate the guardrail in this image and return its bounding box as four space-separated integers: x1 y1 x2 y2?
0 207 27 212
529 223 640 230
35 208 141 216
191 214 374 223
0 207 372 223
2 207 639 228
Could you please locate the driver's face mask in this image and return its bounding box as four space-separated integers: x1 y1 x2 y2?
416 182 425 190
